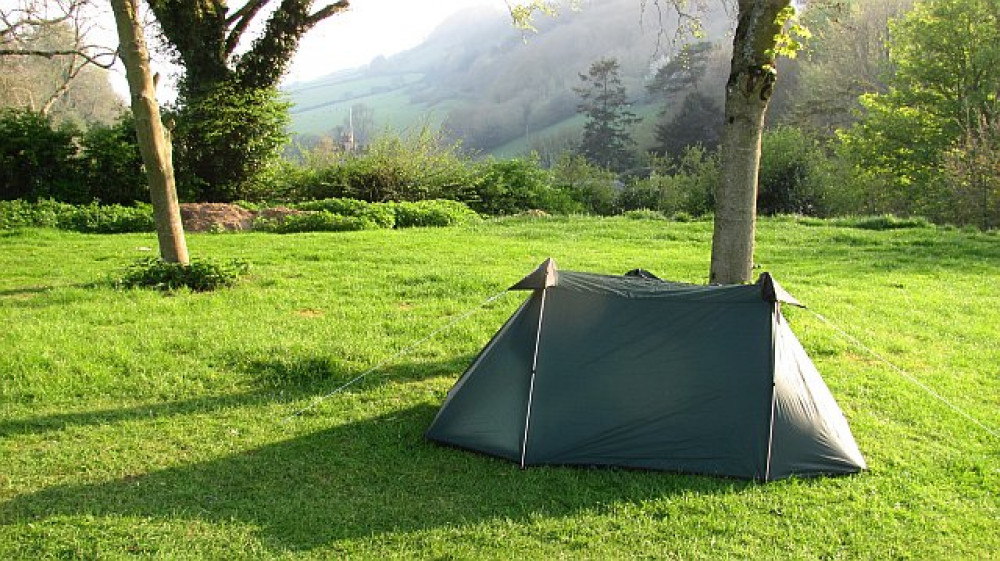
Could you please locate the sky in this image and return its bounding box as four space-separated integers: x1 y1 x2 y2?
284 0 509 85
94 0 510 99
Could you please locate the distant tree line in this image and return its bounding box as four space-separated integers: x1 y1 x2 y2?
2 0 998 230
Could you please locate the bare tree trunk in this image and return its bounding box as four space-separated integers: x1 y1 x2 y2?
709 0 788 284
109 0 189 264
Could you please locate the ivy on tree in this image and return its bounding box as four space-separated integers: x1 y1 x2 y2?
146 0 349 202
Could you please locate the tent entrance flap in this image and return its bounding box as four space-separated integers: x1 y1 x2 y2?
426 261 865 480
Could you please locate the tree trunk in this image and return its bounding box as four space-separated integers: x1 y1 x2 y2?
709 0 788 284
109 0 189 264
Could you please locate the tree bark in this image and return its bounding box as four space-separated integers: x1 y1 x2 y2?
709 0 788 284
110 0 189 264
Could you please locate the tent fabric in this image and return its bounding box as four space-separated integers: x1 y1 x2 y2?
427 259 866 480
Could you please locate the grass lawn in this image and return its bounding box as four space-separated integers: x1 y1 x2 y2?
1 216 997 559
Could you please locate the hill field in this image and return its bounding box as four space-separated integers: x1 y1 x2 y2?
283 0 732 156
1 217 998 558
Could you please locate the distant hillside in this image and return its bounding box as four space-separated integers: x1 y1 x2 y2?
284 1 732 156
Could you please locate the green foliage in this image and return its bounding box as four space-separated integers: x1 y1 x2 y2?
758 127 830 216
173 83 291 202
0 200 154 233
468 158 577 215
113 256 250 291
56 202 155 234
286 127 474 203
390 200 480 228
550 153 618 215
0 109 81 202
255 211 379 234
619 146 718 216
254 199 477 233
296 197 397 228
623 208 667 220
78 115 148 205
839 0 1000 224
0 199 69 229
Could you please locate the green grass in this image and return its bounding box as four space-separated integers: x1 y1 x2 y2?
1 217 998 558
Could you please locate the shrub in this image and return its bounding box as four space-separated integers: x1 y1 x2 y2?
0 109 82 202
296 197 396 228
114 257 250 291
56 202 155 233
758 127 830 216
617 179 664 213
623 209 667 220
256 211 378 234
551 154 618 215
468 158 577 215
78 116 148 205
0 199 71 229
617 147 717 217
0 200 154 233
391 200 479 228
283 127 474 203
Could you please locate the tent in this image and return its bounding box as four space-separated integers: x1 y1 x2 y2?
426 259 866 480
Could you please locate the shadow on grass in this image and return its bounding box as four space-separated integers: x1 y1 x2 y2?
0 355 475 438
0 403 752 552
0 283 100 300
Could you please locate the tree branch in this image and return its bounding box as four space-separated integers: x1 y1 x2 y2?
234 0 349 90
224 0 271 56
0 47 118 69
306 0 349 27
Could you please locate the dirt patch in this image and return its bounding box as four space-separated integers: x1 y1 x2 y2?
294 308 325 318
179 203 257 232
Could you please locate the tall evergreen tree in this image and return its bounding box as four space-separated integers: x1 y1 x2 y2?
574 57 641 173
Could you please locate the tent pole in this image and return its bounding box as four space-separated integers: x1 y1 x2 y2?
520 288 548 469
764 305 780 482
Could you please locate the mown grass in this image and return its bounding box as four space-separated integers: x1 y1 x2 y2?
1 217 997 559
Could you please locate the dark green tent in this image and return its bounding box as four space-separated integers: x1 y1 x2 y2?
426 259 866 480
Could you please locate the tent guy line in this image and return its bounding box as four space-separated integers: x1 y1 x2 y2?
809 311 1000 441
281 289 513 423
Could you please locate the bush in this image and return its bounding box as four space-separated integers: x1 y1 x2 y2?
391 200 479 228
283 127 475 203
56 202 155 233
114 257 250 291
0 199 71 229
617 179 664 213
78 116 147 205
617 146 717 216
255 211 379 234
551 154 618 215
0 109 82 202
296 197 396 228
623 209 667 220
468 158 577 215
0 200 154 233
758 127 830 216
